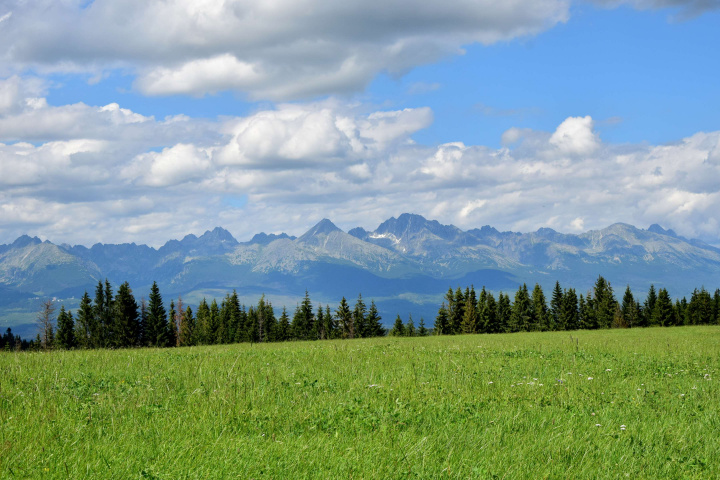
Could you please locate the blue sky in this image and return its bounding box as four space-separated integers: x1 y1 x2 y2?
1 0 719 246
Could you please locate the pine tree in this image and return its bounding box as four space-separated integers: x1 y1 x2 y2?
179 306 195 346
550 281 563 331
92 281 108 348
405 314 416 337
620 285 639 328
561 288 579 330
324 305 336 339
435 303 449 335
277 307 291 341
418 318 428 336
167 300 178 347
352 294 367 338
366 301 385 337
75 292 94 349
113 281 140 348
496 293 511 333
139 298 148 345
482 292 498 334
335 297 353 339
460 287 478 334
145 282 167 347
450 287 465 334
390 315 405 337
653 288 675 326
578 294 593 330
592 276 616 329
643 284 657 327
209 299 220 344
531 284 548 331
510 284 532 332
195 299 211 344
55 305 76 349
292 291 315 340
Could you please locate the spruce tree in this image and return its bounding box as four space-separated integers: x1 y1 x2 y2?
550 281 563 331
92 281 107 348
146 282 167 347
418 318 428 336
167 300 178 347
390 315 405 337
642 285 657 327
75 292 93 349
405 314 416 337
435 303 449 335
55 305 76 349
496 293 511 333
113 281 140 348
366 301 385 337
277 307 290 341
482 293 497 334
352 294 367 338
209 299 220 344
179 306 195 346
335 297 353 339
195 299 211 345
510 284 532 332
531 284 548 331
561 288 579 330
653 288 675 326
621 286 639 328
324 305 335 339
592 276 616 329
460 289 478 334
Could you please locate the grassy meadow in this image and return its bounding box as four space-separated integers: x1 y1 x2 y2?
1 326 719 478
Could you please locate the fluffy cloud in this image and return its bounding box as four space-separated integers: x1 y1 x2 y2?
2 80 720 246
0 0 570 100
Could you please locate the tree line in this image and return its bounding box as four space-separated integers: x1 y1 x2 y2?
10 280 385 351
434 276 720 335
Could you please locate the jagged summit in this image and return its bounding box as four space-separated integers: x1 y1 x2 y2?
10 235 42 248
648 224 678 238
247 232 295 245
298 219 342 241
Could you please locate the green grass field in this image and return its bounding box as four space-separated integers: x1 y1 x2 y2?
1 326 718 478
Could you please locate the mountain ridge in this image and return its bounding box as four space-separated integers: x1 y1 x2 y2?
2 215 719 336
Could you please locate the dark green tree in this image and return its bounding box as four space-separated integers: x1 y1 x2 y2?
389 315 405 337
642 284 658 327
405 314 416 337
167 300 178 347
652 288 675 326
335 297 353 339
531 284 548 331
55 305 76 349
277 307 291 341
113 281 140 348
366 301 385 337
561 288 579 330
550 281 563 331
510 284 532 332
353 294 367 338
75 292 94 349
145 282 167 347
179 306 195 346
418 318 428 336
435 303 449 335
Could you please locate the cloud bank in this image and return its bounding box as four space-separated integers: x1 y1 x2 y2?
0 0 570 100
1 78 719 246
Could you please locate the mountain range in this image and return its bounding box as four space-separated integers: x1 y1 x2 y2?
3 213 720 337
